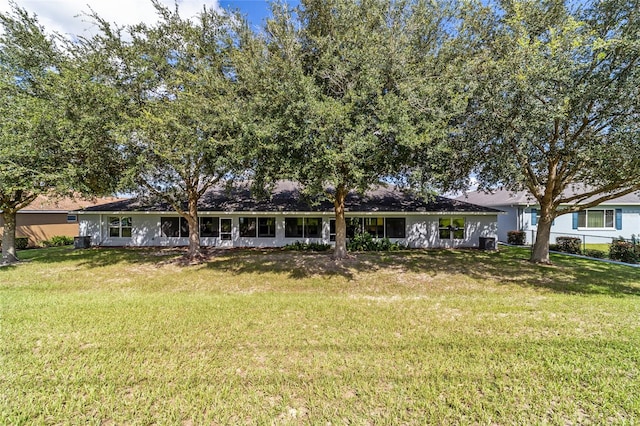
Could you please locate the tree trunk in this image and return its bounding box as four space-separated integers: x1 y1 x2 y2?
333 184 348 260
1 210 19 264
185 192 203 261
530 203 554 264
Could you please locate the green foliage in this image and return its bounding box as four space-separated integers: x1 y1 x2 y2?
507 230 526 245
609 239 639 264
16 237 28 249
0 4 121 263
1 237 28 250
555 237 582 255
86 3 247 258
0 5 66 262
283 241 331 252
583 249 606 259
347 231 404 252
241 0 466 257
462 0 640 263
42 235 74 247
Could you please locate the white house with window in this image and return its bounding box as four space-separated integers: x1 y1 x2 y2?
76 182 501 249
456 189 640 244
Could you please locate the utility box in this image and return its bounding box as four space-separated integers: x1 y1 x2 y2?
479 237 497 250
74 236 91 249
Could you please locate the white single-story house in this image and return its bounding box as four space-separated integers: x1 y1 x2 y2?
456 189 640 244
76 182 501 249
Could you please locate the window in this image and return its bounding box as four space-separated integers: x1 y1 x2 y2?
304 218 322 238
239 217 257 237
67 214 77 223
364 217 384 238
346 217 363 238
385 218 406 238
220 218 232 240
200 217 219 237
258 217 276 238
109 216 132 238
439 217 465 239
161 217 188 237
531 209 555 226
578 209 614 229
330 217 405 241
330 219 336 241
285 218 304 238
285 217 323 238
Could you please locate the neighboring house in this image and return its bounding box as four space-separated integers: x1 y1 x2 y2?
456 189 640 244
77 182 501 249
0 195 123 247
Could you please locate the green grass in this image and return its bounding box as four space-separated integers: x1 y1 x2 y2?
1 246 639 424
584 243 611 253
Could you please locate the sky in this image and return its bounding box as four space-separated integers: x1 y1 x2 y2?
0 0 280 37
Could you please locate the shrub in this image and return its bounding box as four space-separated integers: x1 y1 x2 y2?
507 231 526 245
583 249 606 259
0 237 29 249
42 235 74 247
283 241 331 252
609 240 639 264
347 232 405 251
555 236 582 254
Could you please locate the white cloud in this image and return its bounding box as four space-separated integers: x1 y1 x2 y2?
0 0 220 37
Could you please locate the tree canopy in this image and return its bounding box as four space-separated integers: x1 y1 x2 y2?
2 0 639 264
87 1 247 259
461 0 640 263
0 4 122 262
240 0 469 258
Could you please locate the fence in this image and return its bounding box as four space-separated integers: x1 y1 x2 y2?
530 230 638 255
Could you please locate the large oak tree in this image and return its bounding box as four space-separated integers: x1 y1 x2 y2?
89 1 246 260
0 4 122 263
240 0 468 258
462 0 640 263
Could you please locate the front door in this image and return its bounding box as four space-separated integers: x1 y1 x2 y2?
220 218 232 244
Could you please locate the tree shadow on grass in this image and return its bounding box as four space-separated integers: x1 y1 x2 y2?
203 247 640 297
5 246 638 296
443 248 640 296
6 246 182 269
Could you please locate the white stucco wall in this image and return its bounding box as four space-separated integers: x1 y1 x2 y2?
521 205 640 244
494 206 519 243
404 215 498 249
78 212 499 249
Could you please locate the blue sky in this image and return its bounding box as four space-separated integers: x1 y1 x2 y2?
0 0 298 36
221 0 274 27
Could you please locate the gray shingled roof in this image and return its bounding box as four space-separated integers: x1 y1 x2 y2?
80 181 501 214
456 187 640 207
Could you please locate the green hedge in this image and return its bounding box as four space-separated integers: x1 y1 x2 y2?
283 241 332 252
0 237 29 250
347 232 405 251
555 236 582 254
507 231 526 245
42 235 74 247
609 240 639 264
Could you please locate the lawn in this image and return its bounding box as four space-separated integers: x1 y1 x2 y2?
1 246 639 424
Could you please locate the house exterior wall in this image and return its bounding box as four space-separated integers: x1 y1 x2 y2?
493 206 519 243
0 213 78 247
517 205 640 244
78 212 498 249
